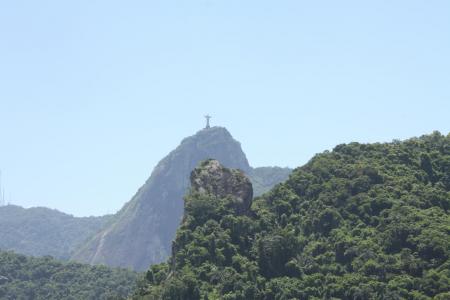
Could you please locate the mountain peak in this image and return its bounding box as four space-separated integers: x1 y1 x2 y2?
176 126 251 173
187 126 233 141
200 125 228 132
73 126 252 270
72 126 291 270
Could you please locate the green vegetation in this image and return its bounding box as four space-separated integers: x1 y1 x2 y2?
134 131 450 299
0 250 138 299
0 205 111 260
0 127 290 271
73 126 290 271
250 167 292 196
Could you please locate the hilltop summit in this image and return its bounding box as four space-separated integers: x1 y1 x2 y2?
73 127 266 270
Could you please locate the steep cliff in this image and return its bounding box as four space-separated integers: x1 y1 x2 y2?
73 127 258 271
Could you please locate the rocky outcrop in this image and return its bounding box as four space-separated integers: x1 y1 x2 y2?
0 127 291 270
73 127 291 271
72 127 252 271
190 159 253 214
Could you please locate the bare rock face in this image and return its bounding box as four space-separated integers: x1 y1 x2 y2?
190 159 253 214
72 127 289 271
72 127 252 271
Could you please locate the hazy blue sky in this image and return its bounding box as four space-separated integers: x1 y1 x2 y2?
1 1 449 216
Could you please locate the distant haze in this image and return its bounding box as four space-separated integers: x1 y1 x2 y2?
0 1 449 216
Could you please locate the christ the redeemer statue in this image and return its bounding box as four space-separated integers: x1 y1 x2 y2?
205 115 212 129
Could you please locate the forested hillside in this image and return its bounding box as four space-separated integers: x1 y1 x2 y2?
135 131 450 299
250 167 292 197
0 205 111 260
0 250 138 300
73 127 291 271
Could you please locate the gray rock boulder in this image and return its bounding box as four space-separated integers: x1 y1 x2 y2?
190 159 253 214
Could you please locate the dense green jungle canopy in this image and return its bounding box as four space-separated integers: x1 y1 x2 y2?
0 205 111 260
0 251 138 300
134 131 450 300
